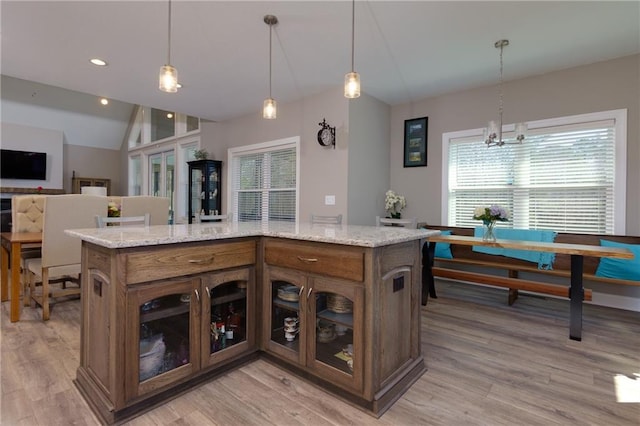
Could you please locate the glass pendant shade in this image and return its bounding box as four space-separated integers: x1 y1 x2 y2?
263 98 277 119
159 65 178 93
485 120 499 143
515 122 528 142
344 72 361 99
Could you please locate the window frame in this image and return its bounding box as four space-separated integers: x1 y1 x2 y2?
441 109 627 234
227 136 300 223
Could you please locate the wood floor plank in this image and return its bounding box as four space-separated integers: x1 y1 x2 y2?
2 278 639 425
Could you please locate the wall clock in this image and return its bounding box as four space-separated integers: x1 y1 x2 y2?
317 118 336 149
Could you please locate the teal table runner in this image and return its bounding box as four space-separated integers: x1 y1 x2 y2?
473 228 558 269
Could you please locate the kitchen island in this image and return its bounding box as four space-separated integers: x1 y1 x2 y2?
66 221 436 424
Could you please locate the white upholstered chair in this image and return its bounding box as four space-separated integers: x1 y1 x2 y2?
11 195 46 301
375 216 417 229
311 214 343 224
119 196 170 226
95 213 150 228
27 194 108 320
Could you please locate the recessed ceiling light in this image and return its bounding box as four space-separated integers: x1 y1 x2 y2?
90 58 108 66
100 98 109 105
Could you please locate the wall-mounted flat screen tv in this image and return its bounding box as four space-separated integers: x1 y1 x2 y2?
1 149 47 180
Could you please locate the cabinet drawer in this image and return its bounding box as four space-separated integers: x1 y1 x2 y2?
265 241 364 282
125 240 256 284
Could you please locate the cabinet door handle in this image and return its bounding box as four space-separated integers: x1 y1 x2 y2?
297 256 318 263
205 286 210 298
307 287 313 299
299 286 305 297
188 256 214 264
194 289 200 302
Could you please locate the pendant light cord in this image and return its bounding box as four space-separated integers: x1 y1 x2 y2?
498 41 504 144
269 22 273 98
350 0 355 71
167 0 172 64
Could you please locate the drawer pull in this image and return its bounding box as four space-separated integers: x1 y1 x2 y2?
297 256 318 263
188 256 214 264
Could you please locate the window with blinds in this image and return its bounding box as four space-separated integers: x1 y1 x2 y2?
445 110 626 235
230 138 298 222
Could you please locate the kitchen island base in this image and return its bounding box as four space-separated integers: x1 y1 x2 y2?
68 223 433 424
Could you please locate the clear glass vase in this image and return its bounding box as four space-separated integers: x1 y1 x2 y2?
482 220 497 242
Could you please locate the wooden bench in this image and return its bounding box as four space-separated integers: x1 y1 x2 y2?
421 225 640 306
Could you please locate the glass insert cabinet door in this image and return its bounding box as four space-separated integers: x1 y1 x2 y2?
127 278 199 401
202 268 252 367
266 268 363 392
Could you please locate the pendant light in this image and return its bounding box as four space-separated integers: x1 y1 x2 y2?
159 0 178 93
484 39 526 147
263 15 278 119
344 0 360 98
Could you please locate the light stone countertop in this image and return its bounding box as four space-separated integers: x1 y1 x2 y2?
65 221 439 249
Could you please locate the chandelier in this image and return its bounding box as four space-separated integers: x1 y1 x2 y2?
485 39 526 147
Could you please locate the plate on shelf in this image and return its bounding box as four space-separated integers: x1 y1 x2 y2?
277 285 299 302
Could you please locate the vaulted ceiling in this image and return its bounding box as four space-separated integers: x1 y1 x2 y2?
2 1 639 123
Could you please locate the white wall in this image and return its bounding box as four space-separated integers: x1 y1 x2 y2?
201 87 354 223
348 94 390 225
0 122 63 189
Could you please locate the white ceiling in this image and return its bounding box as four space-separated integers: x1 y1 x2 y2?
2 1 639 123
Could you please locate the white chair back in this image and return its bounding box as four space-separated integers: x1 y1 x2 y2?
41 195 109 268
120 196 170 226
311 214 343 224
12 194 46 232
95 213 150 228
375 216 417 229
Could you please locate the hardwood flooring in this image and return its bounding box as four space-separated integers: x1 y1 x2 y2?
2 280 639 425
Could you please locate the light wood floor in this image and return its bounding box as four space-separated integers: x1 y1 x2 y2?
2 280 639 425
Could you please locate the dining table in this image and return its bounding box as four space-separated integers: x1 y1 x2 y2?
423 234 634 340
1 231 42 322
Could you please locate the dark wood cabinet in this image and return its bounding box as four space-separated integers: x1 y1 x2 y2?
76 239 257 424
187 160 222 223
75 233 424 424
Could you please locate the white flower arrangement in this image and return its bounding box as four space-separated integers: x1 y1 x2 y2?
385 190 406 218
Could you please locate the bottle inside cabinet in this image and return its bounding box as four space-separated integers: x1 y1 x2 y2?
209 281 247 354
139 294 191 382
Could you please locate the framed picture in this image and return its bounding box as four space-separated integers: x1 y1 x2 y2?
403 117 428 167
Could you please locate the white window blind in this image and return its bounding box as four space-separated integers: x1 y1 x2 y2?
231 143 297 222
447 111 625 234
